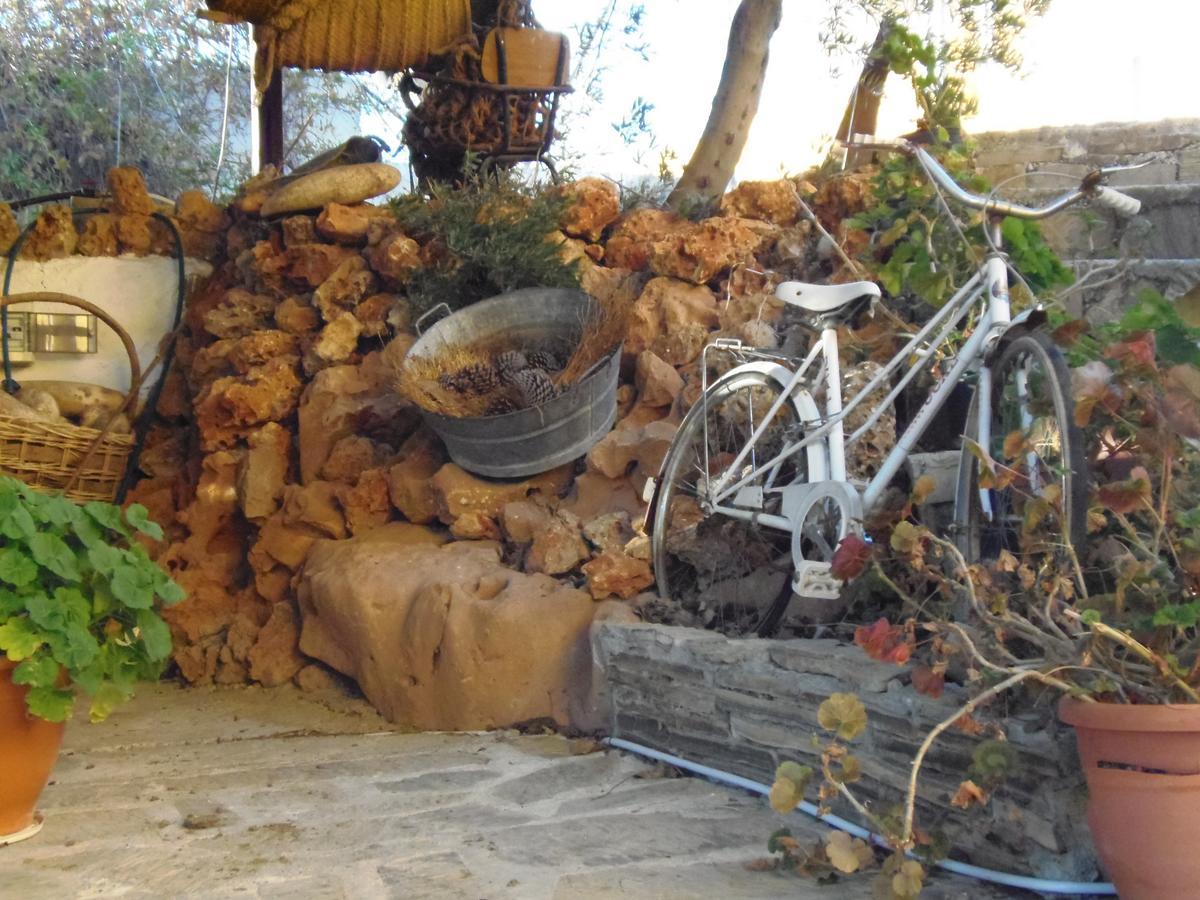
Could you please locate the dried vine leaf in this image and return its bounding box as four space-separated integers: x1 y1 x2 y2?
818 693 868 741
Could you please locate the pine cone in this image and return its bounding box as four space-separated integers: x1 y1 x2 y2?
439 362 499 394
512 368 558 408
495 350 528 384
485 394 520 415
526 348 561 372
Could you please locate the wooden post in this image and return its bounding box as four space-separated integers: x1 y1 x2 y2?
250 26 285 172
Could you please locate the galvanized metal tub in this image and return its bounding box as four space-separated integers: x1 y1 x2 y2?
407 287 620 479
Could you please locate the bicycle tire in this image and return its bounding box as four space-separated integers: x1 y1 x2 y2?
953 329 1088 565
652 369 809 637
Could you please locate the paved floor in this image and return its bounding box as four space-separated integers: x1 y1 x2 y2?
0 682 1021 898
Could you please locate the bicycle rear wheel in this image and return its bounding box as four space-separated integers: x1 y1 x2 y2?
954 330 1087 565
651 370 808 636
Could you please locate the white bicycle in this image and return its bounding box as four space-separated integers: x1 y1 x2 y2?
648 140 1143 636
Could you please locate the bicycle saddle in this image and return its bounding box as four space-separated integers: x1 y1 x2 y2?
774 280 881 316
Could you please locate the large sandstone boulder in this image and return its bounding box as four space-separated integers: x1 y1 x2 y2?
298 536 599 730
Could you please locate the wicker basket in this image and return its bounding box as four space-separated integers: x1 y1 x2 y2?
0 293 142 503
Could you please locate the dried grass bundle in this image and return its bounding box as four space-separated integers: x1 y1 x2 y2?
396 343 499 418
555 293 629 387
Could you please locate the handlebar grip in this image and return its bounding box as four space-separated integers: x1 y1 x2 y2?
1093 185 1142 217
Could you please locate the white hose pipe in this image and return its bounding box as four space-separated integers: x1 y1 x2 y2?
605 737 1116 896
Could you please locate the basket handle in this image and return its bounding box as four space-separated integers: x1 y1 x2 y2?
0 292 142 414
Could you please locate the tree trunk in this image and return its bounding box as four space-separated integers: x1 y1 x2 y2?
666 0 782 211
835 20 893 169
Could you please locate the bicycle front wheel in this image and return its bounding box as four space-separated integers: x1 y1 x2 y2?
954 330 1087 565
651 369 808 636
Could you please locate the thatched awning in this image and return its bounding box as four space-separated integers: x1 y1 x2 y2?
203 0 472 91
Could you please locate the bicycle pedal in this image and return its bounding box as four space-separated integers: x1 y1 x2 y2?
791 561 842 601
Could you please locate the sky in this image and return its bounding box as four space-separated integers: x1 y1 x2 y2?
533 0 1200 182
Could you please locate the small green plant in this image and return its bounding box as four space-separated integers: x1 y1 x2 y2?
844 26 1072 310
0 477 184 723
390 170 583 314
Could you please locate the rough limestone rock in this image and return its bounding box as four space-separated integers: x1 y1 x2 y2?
238 422 291 520
298 538 598 729
501 500 552 544
297 355 415 482
281 215 317 248
562 471 645 521
431 463 574 527
247 602 306 687
604 208 684 271
337 468 392 536
320 435 388 484
582 511 635 555
556 177 621 242
0 202 18 256
20 205 77 260
634 350 683 408
307 312 364 371
386 428 446 524
108 166 156 215
367 232 421 284
649 216 763 285
228 330 299 373
176 190 227 233
582 551 655 599
203 289 277 340
280 481 346 539
525 513 589 575
315 203 374 244
313 256 376 322
720 178 802 226
586 419 677 480
260 163 401 217
77 214 120 256
354 292 396 337
273 296 321 335
194 358 303 450
286 243 359 287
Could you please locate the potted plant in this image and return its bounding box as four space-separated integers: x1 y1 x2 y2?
766 292 1200 898
0 475 184 845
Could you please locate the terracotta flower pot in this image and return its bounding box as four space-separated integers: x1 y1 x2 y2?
1060 697 1200 900
0 658 66 844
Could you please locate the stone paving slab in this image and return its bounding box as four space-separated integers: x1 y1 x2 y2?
0 682 1021 898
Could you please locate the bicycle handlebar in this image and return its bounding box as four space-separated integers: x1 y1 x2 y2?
842 138 1142 219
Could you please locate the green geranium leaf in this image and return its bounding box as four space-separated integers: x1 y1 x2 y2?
40 495 78 527
29 532 80 582
0 588 25 617
155 578 186 606
25 685 74 722
0 617 46 660
0 547 39 587
73 514 105 549
54 587 91 627
135 609 173 662
88 682 132 723
110 566 153 609
83 501 129 536
12 654 60 688
123 504 164 541
87 544 123 575
0 505 36 540
25 591 65 632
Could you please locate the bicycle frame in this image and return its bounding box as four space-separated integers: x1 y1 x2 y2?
702 231 1013 534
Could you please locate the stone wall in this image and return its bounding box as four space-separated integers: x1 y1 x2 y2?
973 119 1200 319
596 621 1100 883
